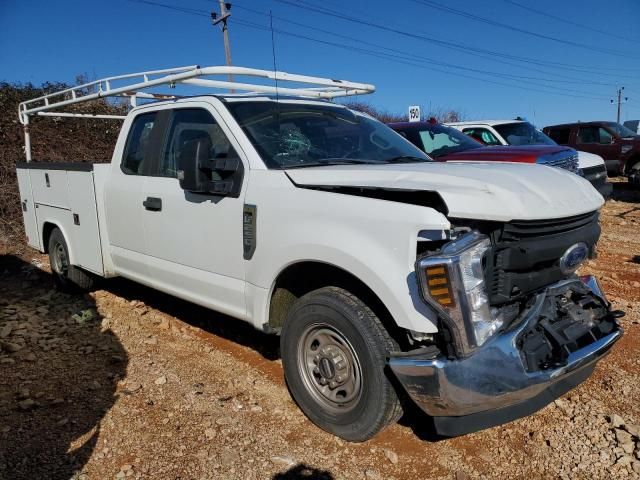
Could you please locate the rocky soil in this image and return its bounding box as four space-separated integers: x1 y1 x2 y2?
0 182 639 480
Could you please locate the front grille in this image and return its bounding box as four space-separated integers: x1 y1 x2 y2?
485 211 600 305
502 211 598 240
538 151 579 174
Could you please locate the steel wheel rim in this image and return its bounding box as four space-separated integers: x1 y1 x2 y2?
297 323 363 414
52 242 68 276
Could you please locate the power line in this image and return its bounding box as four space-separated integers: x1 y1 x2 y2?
123 0 624 102
410 0 640 60
231 3 614 96
231 18 611 102
503 0 640 45
275 0 640 79
127 0 205 16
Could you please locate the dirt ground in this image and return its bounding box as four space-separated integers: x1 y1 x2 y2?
0 181 639 480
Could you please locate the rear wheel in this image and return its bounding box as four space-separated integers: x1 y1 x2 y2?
280 287 402 442
628 160 640 185
48 227 94 291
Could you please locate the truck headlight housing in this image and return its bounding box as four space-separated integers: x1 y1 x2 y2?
416 232 503 356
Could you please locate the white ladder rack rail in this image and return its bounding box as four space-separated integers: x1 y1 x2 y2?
18 65 375 161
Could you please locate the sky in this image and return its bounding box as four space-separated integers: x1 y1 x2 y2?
1 0 640 127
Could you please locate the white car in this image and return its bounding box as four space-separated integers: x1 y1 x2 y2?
447 119 611 197
15 66 621 441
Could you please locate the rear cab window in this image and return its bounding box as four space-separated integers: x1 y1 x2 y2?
121 112 158 175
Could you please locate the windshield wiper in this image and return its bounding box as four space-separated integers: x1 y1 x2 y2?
385 155 430 163
283 158 385 169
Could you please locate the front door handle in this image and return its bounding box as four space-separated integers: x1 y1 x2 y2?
143 197 162 211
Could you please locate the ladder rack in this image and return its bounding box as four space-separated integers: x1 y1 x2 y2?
19 65 375 161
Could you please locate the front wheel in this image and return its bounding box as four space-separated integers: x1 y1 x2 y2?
48 227 95 291
280 287 402 442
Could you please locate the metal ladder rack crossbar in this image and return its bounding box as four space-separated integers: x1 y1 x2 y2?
18 65 375 161
18 65 375 123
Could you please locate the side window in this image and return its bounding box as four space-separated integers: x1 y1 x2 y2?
598 127 613 144
418 130 462 155
462 128 501 146
122 112 157 175
577 127 598 143
160 108 236 178
547 128 570 144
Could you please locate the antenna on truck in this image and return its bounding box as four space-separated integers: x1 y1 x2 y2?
269 10 282 146
270 10 279 101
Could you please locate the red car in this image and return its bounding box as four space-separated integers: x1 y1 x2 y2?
389 120 579 173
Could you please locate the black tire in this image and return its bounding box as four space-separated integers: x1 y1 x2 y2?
628 161 640 185
48 227 94 291
280 286 402 442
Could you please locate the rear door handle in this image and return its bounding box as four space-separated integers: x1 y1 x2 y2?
143 197 162 211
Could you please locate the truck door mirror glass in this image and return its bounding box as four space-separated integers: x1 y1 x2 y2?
177 136 213 193
167 108 244 197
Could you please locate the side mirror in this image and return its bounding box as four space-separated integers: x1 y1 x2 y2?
177 137 211 193
177 137 244 197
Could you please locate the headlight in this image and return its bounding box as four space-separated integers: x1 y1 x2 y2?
621 145 633 154
416 232 503 356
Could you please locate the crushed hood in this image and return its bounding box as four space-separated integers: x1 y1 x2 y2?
286 162 604 222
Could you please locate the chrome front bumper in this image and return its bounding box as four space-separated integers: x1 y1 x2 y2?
389 276 622 436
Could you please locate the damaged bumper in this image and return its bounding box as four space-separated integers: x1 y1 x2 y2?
389 276 623 436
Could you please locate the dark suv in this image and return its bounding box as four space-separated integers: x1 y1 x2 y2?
544 121 640 182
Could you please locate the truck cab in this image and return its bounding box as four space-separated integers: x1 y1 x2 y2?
543 121 640 182
15 66 623 441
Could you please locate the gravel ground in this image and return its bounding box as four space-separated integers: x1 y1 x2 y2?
0 181 639 480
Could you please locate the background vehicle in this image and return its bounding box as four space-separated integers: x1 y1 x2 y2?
543 121 640 183
448 119 612 196
15 66 622 441
389 119 580 172
623 120 640 135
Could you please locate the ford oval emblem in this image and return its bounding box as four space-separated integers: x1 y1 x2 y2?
559 242 589 275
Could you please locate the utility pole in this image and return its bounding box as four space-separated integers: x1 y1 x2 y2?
611 87 628 123
211 2 233 84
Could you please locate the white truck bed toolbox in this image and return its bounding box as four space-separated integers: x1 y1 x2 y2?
16 162 104 275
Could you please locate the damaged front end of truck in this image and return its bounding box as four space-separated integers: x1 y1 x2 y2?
390 210 624 436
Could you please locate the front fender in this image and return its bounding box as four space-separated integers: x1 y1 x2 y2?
245 171 449 333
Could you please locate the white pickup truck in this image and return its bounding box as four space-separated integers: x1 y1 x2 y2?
16 66 622 441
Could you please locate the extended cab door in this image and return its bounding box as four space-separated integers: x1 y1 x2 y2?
104 110 164 282
141 105 247 319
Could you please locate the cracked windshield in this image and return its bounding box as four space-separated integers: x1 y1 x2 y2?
226 101 430 168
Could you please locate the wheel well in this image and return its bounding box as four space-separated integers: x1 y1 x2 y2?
41 222 58 253
268 261 409 349
625 154 640 173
